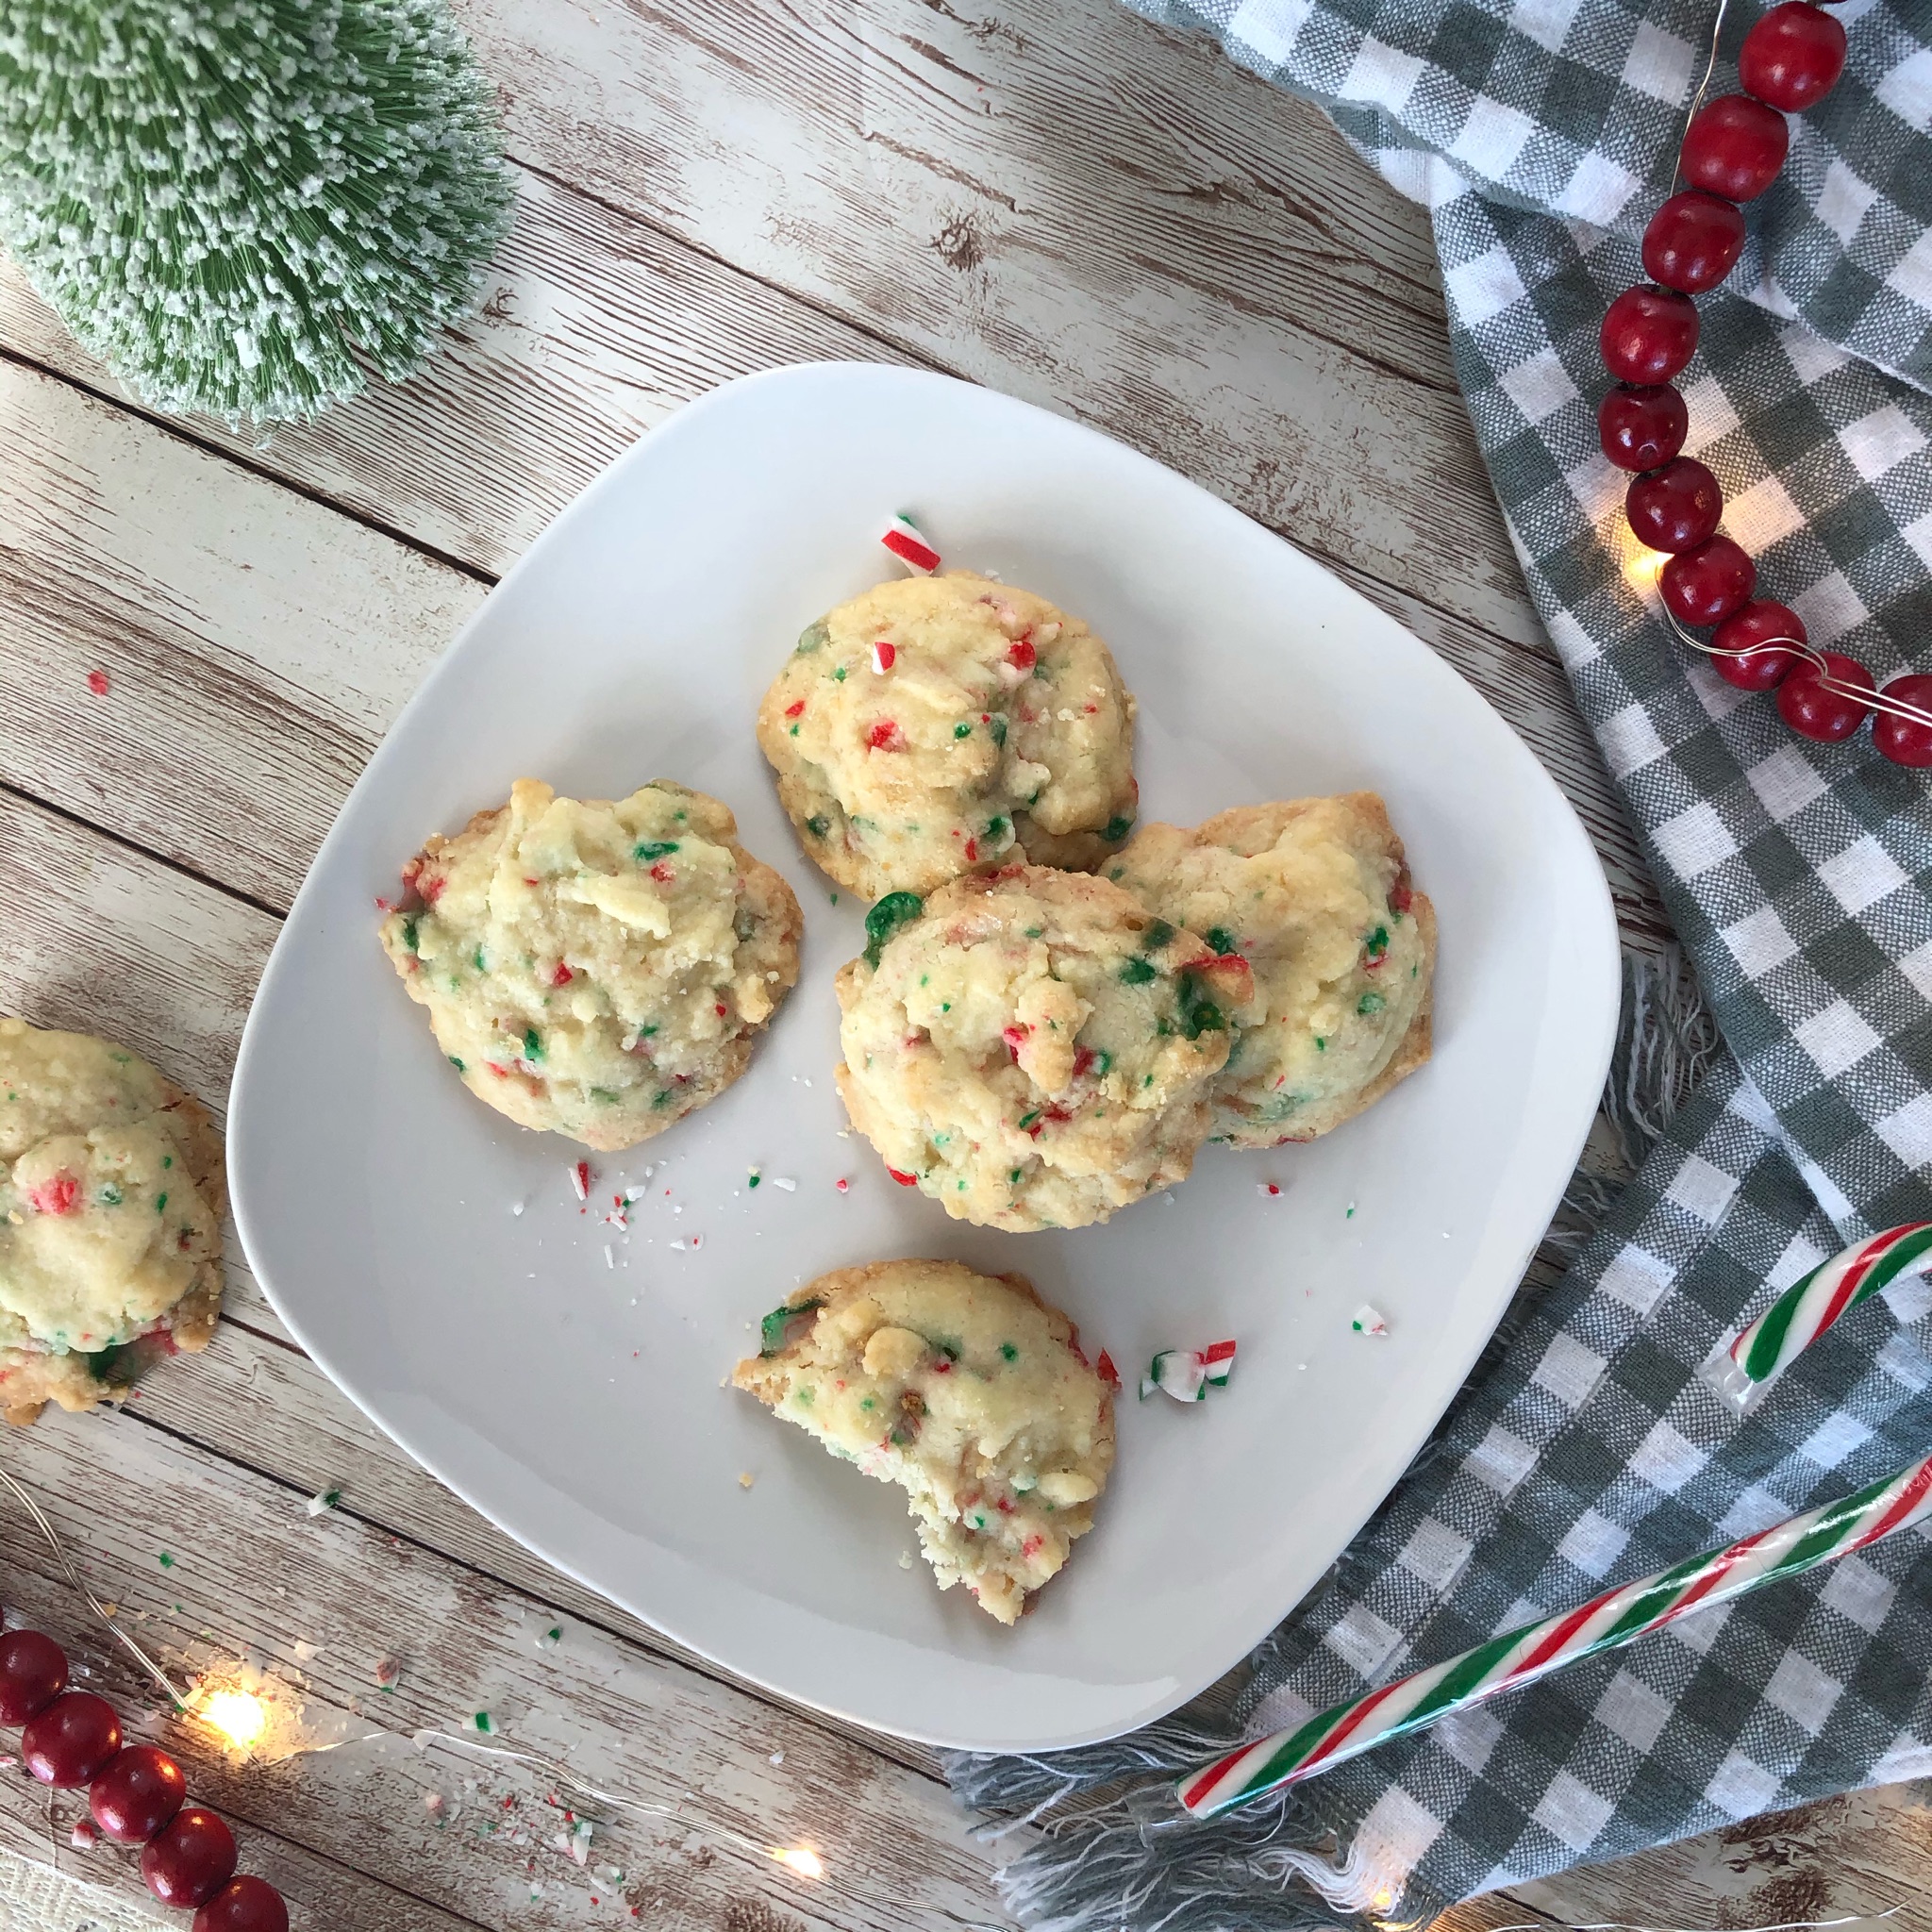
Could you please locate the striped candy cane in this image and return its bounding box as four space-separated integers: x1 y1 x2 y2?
1710 1222 1932 1411
1175 1452 1932 1819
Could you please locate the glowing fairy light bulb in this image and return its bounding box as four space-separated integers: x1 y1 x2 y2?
200 1688 268 1751
771 1845 825 1880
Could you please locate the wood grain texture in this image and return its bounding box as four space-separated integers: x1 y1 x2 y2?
0 5 1669 945
0 1414 1006 1932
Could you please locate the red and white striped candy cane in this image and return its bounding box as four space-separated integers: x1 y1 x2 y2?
1709 1222 1932 1411
1174 1452 1932 1819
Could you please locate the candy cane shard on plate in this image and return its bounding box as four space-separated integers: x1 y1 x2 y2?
1140 1340 1236 1402
1707 1221 1932 1412
1172 1451 1932 1820
879 512 941 575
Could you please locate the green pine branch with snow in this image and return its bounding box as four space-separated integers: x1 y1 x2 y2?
0 0 515 422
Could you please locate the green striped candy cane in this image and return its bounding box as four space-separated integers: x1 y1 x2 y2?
1175 1453 1932 1819
1710 1221 1932 1412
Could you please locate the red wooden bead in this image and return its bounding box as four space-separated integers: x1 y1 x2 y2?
1627 458 1724 553
0 1629 68 1724
1712 601 1807 690
22 1691 123 1787
1660 535 1757 626
1740 4 1847 112
90 1743 188 1843
1777 653 1874 741
1642 191 1748 294
1680 93 1790 202
1873 675 1932 768
1598 385 1688 472
1601 285 1699 384
142 1806 240 1909
193 1876 291 1932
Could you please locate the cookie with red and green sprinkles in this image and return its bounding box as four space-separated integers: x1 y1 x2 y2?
1108 794 1435 1149
0 1018 225 1428
756 572 1139 901
733 1258 1114 1624
833 865 1239 1231
378 778 801 1151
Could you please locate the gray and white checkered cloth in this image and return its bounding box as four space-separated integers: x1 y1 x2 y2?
948 4 1932 1924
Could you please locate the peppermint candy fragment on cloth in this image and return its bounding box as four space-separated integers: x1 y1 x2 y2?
1140 1339 1236 1402
879 512 941 575
1351 1304 1390 1336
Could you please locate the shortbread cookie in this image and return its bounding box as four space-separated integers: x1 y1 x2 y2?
1109 794 1434 1146
379 779 802 1150
834 865 1241 1230
757 572 1139 899
0 1019 225 1427
734 1259 1114 1624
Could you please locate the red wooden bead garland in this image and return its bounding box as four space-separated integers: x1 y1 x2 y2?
1602 285 1700 383
143 1807 241 1909
1642 190 1747 293
194 1876 292 1932
1628 458 1724 552
92 1742 189 1843
0 1623 289 1925
1679 93 1789 201
24 1690 123 1787
1777 653 1874 741
1603 1 1931 765
1661 535 1757 625
1599 384 1689 470
1874 676 1932 767
1739 3 1847 111
1711 601 1807 689
0 1628 67 1722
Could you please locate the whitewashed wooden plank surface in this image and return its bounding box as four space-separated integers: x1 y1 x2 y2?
0 1417 1005 1932
0 279 1666 949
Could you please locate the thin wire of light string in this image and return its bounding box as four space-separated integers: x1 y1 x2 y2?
1661 606 1932 724
1672 0 1735 192
1652 0 1932 740
0 1465 190 1708
0 1470 821 1881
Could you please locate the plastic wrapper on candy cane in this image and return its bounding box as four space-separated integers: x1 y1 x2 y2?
1167 1453 1932 1821
1705 1221 1932 1415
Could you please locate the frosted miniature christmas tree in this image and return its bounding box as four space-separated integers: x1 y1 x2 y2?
0 0 514 422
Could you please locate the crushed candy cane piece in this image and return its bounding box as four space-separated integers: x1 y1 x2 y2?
373 1654 402 1689
85 670 109 698
1140 1341 1237 1403
1258 1182 1282 1197
1351 1305 1390 1336
424 1790 445 1816
71 1819 98 1848
570 1161 591 1202
1095 1349 1121 1391
880 511 941 575
306 1487 342 1517
871 639 896 674
835 1176 850 1193
773 1176 797 1191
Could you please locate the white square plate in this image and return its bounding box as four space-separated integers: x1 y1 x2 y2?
230 364 1618 1752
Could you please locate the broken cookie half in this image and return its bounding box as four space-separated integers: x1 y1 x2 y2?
732 1258 1114 1624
